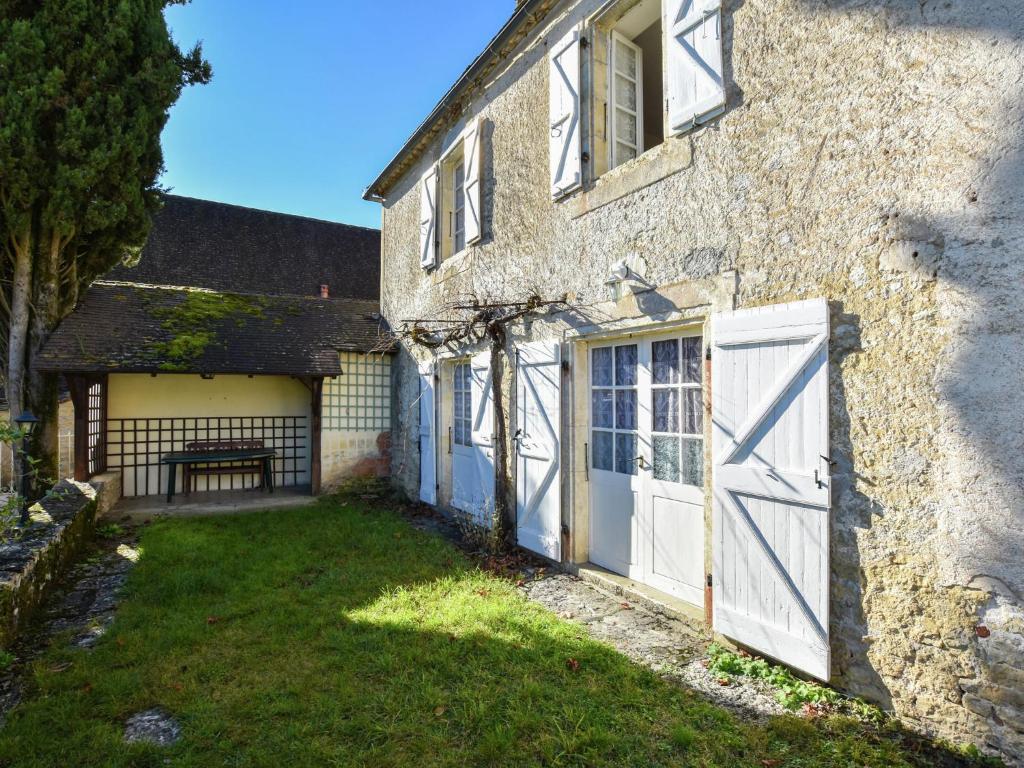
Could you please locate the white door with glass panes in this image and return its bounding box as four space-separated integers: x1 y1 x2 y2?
589 332 706 605
451 362 475 513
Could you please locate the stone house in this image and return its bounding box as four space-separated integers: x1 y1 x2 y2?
37 195 392 498
363 0 1024 762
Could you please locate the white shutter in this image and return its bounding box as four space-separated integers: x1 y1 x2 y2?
549 25 582 199
515 342 561 560
470 351 496 526
463 119 483 245
665 0 725 136
418 361 437 504
711 298 831 680
419 163 439 269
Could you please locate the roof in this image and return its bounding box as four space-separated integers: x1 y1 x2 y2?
107 195 381 300
364 0 553 201
36 283 389 377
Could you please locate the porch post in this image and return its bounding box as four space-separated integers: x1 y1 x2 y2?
66 375 90 482
310 377 323 495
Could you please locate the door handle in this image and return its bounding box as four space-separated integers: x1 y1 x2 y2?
633 456 649 471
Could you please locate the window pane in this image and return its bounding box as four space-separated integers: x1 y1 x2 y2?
614 39 638 78
615 108 637 146
464 391 472 420
653 435 681 483
615 389 637 430
614 73 637 112
615 433 637 476
681 438 704 486
652 389 679 433
592 431 613 471
592 389 613 428
652 340 679 385
454 420 463 446
682 388 703 434
592 347 613 386
615 344 638 386
681 337 702 383
615 142 637 165
453 392 463 424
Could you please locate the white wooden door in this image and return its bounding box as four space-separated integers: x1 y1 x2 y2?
640 333 706 605
469 352 496 525
711 298 831 681
516 342 561 560
588 334 706 602
451 361 475 513
418 362 437 505
588 341 642 577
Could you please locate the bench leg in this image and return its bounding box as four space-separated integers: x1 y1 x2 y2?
166 464 176 504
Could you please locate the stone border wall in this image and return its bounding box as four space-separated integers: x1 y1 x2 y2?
0 479 109 648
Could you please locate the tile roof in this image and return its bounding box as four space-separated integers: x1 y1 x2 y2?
36 283 389 377
106 195 380 300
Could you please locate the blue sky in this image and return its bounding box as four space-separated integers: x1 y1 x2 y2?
160 1 513 229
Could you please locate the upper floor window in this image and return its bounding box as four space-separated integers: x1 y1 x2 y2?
419 119 483 270
604 0 664 172
548 0 725 200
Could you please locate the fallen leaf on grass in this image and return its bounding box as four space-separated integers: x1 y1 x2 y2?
761 760 782 767
801 703 821 719
716 677 731 686
566 658 580 672
206 616 221 625
81 682 93 694
475 588 490 598
169 682 184 692
48 662 72 673
433 706 446 717
515 579 526 587
620 602 633 610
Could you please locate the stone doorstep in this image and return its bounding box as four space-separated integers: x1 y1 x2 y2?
566 561 711 637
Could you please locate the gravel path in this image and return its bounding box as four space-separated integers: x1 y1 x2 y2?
521 572 789 720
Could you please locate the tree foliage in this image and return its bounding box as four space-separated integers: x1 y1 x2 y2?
0 0 210 485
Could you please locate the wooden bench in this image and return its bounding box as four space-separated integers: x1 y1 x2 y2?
182 439 267 494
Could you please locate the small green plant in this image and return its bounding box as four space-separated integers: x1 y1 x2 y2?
706 643 884 719
95 523 126 540
0 649 15 671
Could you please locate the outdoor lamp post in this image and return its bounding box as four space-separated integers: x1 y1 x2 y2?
13 411 38 525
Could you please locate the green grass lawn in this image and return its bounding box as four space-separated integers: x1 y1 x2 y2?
0 495 995 767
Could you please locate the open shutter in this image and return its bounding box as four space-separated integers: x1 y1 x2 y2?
711 299 831 680
419 163 439 269
665 0 725 135
418 361 437 504
470 351 496 526
515 342 561 560
549 25 582 199
463 118 483 245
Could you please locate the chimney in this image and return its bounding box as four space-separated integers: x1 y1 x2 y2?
320 284 329 298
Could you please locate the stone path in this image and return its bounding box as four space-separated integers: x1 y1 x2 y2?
520 572 789 720
0 522 142 723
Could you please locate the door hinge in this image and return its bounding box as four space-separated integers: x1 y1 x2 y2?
583 442 589 481
705 344 712 361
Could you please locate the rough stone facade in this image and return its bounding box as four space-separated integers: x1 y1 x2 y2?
371 0 1024 761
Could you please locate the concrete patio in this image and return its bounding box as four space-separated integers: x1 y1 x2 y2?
107 486 316 522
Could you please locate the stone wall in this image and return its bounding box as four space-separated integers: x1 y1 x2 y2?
375 0 1024 761
0 480 102 648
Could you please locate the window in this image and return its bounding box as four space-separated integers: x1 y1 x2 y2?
591 343 639 475
650 336 703 486
599 0 664 173
452 162 466 254
452 362 471 446
439 143 466 261
419 118 483 269
546 0 725 197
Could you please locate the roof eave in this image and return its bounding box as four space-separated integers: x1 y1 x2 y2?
362 0 551 202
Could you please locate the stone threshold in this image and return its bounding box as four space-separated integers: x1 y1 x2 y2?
566 561 710 632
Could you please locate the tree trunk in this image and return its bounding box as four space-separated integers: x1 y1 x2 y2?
25 230 65 492
488 325 515 544
7 226 34 489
